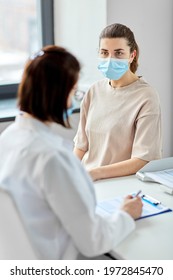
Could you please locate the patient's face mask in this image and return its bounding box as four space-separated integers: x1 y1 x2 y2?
98 58 129 80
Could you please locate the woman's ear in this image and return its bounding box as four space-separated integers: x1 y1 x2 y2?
130 50 136 63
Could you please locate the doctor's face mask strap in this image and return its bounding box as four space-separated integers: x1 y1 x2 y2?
18 45 81 127
99 23 139 74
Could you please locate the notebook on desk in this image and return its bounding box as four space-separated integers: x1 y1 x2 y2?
96 193 172 220
136 157 173 194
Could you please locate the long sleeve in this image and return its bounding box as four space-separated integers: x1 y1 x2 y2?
42 150 135 257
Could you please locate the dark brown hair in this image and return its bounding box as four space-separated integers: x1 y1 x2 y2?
18 45 80 127
99 23 139 73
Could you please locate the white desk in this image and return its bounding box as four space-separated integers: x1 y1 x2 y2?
94 175 173 260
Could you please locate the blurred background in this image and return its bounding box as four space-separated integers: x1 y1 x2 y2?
0 0 173 157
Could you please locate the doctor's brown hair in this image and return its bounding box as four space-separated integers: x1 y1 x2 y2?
18 45 80 127
99 23 139 73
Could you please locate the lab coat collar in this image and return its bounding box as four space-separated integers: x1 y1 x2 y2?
15 113 55 135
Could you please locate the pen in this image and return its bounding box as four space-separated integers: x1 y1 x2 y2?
141 194 161 205
133 190 142 197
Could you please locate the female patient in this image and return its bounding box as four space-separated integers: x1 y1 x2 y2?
0 45 142 259
74 23 162 181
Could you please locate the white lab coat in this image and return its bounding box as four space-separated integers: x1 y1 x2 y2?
0 114 135 259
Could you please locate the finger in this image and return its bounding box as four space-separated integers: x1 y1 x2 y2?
126 194 133 199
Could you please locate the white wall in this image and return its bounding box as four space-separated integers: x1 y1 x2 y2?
54 0 173 157
54 0 106 90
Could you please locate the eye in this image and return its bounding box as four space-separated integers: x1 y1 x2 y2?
99 50 109 57
115 51 124 58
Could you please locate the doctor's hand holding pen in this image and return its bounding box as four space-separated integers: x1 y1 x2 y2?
120 190 143 220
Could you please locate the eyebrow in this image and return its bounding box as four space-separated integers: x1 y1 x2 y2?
100 48 108 51
114 48 124 52
100 48 125 51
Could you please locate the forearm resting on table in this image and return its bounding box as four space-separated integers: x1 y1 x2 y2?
73 147 86 160
89 158 148 181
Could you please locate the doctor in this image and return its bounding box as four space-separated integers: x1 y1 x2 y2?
0 45 142 259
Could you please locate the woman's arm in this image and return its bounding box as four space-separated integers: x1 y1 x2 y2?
73 147 86 160
89 157 148 181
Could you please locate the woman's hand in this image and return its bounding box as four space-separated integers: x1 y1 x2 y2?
120 195 143 220
88 168 101 181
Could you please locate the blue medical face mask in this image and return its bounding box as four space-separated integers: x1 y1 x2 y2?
98 58 129 80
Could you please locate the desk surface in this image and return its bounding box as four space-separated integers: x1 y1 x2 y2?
94 175 173 260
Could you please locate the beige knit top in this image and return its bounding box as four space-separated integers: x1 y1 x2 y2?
74 78 162 170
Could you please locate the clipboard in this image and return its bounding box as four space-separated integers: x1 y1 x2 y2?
96 193 172 220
